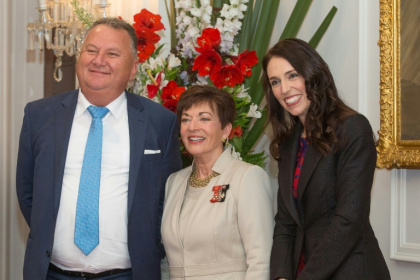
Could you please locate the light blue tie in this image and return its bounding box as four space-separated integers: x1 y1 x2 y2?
74 105 109 255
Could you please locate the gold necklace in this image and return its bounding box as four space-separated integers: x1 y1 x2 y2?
189 168 219 188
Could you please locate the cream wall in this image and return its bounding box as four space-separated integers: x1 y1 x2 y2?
1 0 420 279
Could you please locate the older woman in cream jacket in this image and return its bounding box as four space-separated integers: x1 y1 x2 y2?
161 85 275 280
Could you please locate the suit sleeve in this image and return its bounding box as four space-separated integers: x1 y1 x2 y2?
237 165 275 280
298 114 377 279
16 104 35 227
270 186 297 280
158 114 182 257
161 114 182 184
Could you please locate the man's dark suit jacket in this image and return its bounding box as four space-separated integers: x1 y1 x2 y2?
270 114 390 280
16 90 182 280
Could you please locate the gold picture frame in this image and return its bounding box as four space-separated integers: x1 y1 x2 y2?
377 0 420 169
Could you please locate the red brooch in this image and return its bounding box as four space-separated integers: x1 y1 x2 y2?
210 184 229 203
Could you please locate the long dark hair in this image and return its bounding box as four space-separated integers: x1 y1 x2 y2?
262 38 356 159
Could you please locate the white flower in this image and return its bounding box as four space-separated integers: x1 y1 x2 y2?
142 57 164 71
187 26 200 38
236 85 250 99
190 7 202 17
230 0 240 4
223 20 234 32
160 78 169 89
195 75 210 85
182 16 192 25
176 0 192 10
220 5 233 19
227 143 243 160
239 4 247 12
232 19 242 30
202 14 211 24
247 104 262 118
215 18 224 27
168 54 181 68
228 7 241 18
203 5 212 14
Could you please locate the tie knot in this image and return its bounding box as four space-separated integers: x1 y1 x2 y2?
88 105 109 119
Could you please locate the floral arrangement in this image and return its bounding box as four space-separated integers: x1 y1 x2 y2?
73 0 337 167
130 1 266 166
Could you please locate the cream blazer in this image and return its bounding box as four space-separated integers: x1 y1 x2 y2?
161 148 275 280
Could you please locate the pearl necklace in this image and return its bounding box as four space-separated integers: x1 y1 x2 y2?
189 169 219 188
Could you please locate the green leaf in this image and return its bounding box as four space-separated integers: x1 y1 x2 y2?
251 0 264 35
72 0 94 27
250 1 280 57
241 151 267 168
238 0 255 51
231 136 243 152
308 6 337 48
242 109 268 155
280 0 312 40
245 1 280 105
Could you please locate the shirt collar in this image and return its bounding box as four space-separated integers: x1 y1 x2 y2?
76 90 127 120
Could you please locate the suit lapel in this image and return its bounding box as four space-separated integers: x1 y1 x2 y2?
126 92 147 214
297 145 322 206
54 91 78 214
278 124 302 227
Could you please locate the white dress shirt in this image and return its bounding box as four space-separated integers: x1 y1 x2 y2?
51 91 131 272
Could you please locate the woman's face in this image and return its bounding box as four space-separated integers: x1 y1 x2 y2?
180 102 232 161
266 56 311 124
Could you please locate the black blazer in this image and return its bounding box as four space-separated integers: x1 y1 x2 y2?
16 90 182 280
270 114 390 280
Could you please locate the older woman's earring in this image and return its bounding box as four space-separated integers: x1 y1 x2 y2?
222 137 228 148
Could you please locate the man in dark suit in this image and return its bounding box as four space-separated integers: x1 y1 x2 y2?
16 17 182 280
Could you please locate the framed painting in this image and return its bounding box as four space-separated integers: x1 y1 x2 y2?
377 0 420 169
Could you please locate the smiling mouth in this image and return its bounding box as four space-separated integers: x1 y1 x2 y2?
189 137 205 142
89 69 109 75
285 95 301 106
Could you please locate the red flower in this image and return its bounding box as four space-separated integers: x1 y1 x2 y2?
135 28 161 62
210 65 244 88
192 49 222 76
133 9 165 32
161 80 186 102
161 81 186 112
146 71 163 99
196 28 221 52
232 50 258 77
163 99 179 112
229 125 243 140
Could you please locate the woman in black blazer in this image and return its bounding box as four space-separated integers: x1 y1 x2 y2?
262 38 390 280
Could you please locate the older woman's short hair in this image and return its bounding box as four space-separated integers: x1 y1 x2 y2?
176 85 236 129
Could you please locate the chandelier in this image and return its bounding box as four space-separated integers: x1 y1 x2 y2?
27 0 110 82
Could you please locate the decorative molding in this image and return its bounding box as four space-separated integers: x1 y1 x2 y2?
390 169 420 263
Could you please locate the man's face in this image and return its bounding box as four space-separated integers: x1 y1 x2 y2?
76 24 138 105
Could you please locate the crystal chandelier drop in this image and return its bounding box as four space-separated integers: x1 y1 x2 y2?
27 0 110 82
